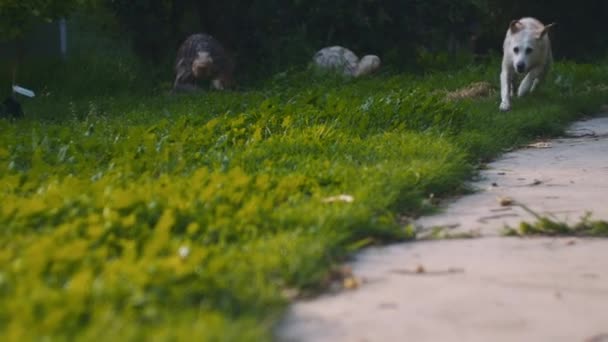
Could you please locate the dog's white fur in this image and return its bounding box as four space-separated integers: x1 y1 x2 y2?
500 17 555 112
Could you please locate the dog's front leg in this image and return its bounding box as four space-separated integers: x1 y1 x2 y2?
517 68 542 97
500 67 513 112
510 78 516 97
531 55 552 93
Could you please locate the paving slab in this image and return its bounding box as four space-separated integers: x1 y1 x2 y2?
277 115 608 342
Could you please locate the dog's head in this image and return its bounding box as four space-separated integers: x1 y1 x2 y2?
509 20 555 74
192 51 215 79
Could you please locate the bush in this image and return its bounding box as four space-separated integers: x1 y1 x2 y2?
105 0 484 74
102 0 608 79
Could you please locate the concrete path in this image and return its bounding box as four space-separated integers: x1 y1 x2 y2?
277 115 608 342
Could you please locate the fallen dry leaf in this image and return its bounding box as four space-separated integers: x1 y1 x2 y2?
390 267 465 276
498 196 514 206
322 194 354 203
415 265 426 274
343 276 360 290
530 179 543 186
527 142 552 149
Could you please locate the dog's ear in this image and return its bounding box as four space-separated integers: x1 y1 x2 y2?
509 20 523 33
540 23 556 38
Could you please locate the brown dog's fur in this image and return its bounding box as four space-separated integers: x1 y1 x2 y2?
173 33 234 92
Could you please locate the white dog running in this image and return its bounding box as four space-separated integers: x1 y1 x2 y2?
499 17 555 112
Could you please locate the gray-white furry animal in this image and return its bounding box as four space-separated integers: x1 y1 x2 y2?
499 18 555 112
313 46 381 77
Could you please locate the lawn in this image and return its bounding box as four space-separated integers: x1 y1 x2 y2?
1 56 607 340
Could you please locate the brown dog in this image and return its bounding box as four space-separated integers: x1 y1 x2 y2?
173 33 234 92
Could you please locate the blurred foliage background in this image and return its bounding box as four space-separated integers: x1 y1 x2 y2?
1 0 607 80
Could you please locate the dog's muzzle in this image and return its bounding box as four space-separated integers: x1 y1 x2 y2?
516 62 526 74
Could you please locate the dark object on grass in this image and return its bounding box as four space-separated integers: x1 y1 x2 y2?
0 95 23 119
173 33 235 92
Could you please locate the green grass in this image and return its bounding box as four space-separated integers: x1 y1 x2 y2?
504 215 608 237
1 56 607 341
503 204 608 237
